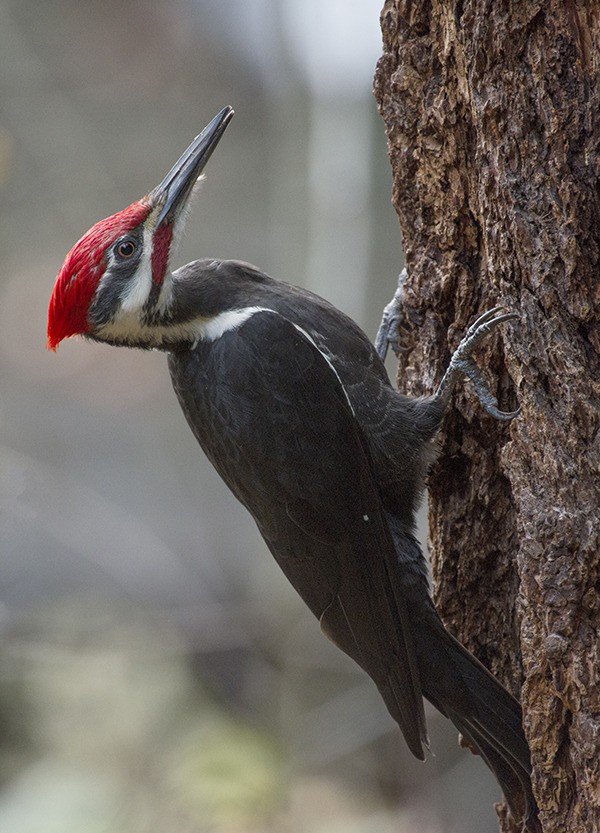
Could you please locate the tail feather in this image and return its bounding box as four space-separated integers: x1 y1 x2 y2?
416 619 539 830
454 715 541 831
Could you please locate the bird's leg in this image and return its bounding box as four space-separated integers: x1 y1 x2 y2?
434 307 520 421
375 268 408 361
375 274 519 420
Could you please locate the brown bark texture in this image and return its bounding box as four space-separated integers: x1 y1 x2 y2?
374 2 600 832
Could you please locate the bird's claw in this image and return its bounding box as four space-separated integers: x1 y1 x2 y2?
435 308 520 421
375 282 519 421
375 269 408 361
458 306 518 349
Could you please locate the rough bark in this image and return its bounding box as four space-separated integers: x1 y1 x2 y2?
374 3 600 832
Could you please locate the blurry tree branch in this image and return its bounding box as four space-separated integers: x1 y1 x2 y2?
374 3 600 832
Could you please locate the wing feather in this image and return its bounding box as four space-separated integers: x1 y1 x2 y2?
169 310 428 757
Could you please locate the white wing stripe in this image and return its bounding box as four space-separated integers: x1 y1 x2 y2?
292 323 355 415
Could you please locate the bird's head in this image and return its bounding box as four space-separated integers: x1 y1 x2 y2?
47 106 234 351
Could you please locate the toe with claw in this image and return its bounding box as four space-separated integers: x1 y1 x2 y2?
375 269 408 361
435 307 520 421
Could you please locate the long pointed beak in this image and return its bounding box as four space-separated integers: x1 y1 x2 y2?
150 106 234 226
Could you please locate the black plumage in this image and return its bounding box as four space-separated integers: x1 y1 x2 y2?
48 109 538 830
165 259 536 827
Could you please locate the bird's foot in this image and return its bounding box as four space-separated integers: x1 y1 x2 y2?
374 269 409 361
434 307 521 421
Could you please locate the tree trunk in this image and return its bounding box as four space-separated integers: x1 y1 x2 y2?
373 3 600 832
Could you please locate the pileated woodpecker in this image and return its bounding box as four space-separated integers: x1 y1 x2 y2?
48 107 538 829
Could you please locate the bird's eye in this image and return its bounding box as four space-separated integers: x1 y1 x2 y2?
116 240 136 259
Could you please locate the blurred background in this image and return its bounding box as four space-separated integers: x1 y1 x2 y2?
0 1 501 831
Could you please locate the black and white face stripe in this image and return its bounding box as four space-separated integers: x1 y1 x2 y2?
89 205 200 338
89 227 146 328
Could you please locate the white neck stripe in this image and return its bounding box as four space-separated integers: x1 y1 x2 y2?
94 305 273 349
198 307 272 342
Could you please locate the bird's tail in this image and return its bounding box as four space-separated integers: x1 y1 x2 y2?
415 617 540 832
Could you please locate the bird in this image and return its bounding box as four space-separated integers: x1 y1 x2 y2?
47 106 538 830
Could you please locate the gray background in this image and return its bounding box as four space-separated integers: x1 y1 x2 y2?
0 1 499 831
